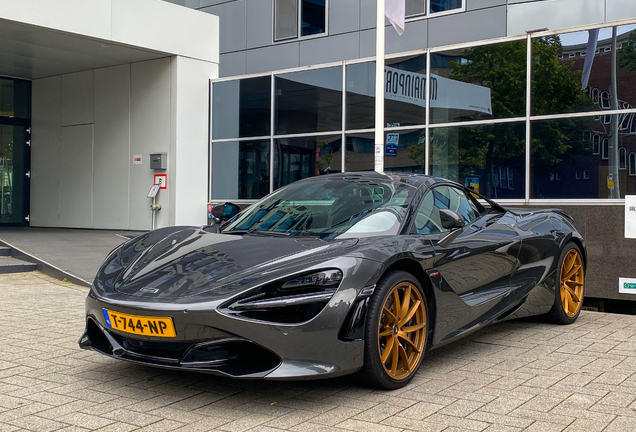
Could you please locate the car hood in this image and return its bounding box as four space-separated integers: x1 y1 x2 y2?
96 227 358 300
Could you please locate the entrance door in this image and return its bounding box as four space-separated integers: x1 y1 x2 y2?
0 77 31 226
0 125 29 225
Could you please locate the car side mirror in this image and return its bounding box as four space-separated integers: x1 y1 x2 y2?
211 202 241 221
440 209 465 231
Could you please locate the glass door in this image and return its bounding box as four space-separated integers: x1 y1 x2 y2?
0 77 31 226
0 125 29 224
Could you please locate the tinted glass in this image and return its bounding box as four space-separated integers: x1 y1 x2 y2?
430 40 526 124
531 25 636 116
531 115 636 199
275 67 343 135
0 78 30 119
414 186 477 234
301 0 326 36
275 0 298 41
212 77 271 139
211 140 270 200
385 54 427 127
384 128 426 173
430 122 526 199
274 135 342 189
346 132 375 172
430 0 462 13
346 61 376 130
224 176 415 238
406 0 426 16
0 125 27 223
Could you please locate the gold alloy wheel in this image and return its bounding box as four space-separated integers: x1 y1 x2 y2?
560 249 585 317
378 282 426 380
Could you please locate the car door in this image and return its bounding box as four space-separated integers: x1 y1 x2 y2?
412 185 521 342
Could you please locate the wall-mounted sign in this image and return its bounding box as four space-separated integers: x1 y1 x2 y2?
133 154 142 165
385 133 399 157
619 277 636 294
626 195 636 239
154 174 167 189
147 184 160 198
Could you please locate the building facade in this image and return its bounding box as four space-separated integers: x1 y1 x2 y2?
169 0 636 302
1 0 635 303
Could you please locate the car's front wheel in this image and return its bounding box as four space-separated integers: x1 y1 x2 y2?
359 270 428 390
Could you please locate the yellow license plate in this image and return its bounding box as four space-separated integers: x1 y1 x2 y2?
102 309 176 338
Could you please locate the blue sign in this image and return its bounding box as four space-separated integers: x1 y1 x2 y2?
385 133 399 157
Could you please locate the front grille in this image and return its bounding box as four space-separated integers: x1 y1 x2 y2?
84 317 281 376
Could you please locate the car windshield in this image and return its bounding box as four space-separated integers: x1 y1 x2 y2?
223 175 416 239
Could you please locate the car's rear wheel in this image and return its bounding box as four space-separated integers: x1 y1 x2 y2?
549 243 585 324
359 270 428 390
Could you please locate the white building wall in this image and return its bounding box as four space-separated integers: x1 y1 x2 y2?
30 56 216 230
170 56 218 227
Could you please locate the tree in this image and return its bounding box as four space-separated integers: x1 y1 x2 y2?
413 37 596 197
619 30 636 72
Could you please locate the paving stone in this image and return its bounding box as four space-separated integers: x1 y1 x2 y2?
2 272 636 432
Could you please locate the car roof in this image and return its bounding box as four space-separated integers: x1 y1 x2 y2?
314 171 462 190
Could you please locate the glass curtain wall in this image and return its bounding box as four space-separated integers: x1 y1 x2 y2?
210 20 636 202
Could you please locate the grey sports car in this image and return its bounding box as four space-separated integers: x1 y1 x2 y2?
79 172 586 389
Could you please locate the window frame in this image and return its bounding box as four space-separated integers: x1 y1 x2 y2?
273 0 329 43
630 152 636 177
409 184 481 235
405 0 466 20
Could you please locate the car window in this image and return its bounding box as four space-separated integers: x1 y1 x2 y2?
414 186 480 235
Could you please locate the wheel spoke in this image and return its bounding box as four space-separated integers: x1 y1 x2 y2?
400 285 412 320
379 328 393 337
398 332 421 353
402 323 426 333
392 289 401 320
390 338 399 374
567 291 577 313
382 308 397 325
565 279 584 287
398 344 410 373
400 300 421 326
381 336 394 363
564 285 581 303
564 264 581 280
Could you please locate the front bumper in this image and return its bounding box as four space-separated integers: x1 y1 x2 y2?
79 277 371 380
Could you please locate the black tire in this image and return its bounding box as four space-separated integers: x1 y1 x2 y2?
548 243 585 325
358 270 428 390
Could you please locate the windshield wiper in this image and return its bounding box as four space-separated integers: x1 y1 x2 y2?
246 227 292 237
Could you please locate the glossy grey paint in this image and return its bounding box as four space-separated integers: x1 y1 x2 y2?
81 173 586 380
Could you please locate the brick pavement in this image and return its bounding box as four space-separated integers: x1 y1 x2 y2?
2 272 636 432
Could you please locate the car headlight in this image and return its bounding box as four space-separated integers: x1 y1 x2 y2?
281 270 343 290
220 269 343 324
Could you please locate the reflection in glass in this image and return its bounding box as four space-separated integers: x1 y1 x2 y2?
211 140 270 200
0 79 30 119
0 125 27 223
532 24 636 116
346 133 375 172
275 67 342 135
274 135 342 189
385 54 427 127
212 77 271 139
431 40 526 124
430 0 462 13
301 0 326 37
384 128 426 173
406 0 425 16
430 123 526 199
346 62 375 130
531 115 636 199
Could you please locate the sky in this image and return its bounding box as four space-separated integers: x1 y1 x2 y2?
559 24 636 47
